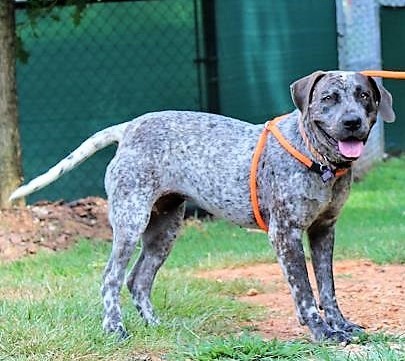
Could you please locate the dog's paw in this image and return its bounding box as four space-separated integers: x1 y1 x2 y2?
311 324 352 344
325 329 352 345
338 321 365 336
103 320 130 341
135 304 161 326
327 317 365 335
145 314 160 327
115 324 131 341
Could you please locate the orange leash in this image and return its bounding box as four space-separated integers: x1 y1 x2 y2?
360 70 405 79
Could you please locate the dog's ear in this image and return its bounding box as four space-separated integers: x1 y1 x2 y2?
290 71 326 115
366 76 396 123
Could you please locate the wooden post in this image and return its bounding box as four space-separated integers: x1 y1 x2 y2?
0 0 24 206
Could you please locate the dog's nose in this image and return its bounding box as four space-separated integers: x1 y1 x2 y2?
342 117 362 131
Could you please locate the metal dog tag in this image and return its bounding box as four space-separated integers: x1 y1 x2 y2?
321 168 334 183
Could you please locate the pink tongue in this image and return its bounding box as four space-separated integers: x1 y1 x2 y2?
338 140 364 158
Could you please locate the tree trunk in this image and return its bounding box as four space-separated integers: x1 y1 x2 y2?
0 0 23 207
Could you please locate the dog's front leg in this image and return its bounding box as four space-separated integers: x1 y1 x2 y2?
270 224 351 343
308 220 364 336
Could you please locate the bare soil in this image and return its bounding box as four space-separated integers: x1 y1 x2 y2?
0 199 403 340
198 260 404 340
0 197 112 262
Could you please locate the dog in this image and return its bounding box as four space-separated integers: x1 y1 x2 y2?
10 71 395 343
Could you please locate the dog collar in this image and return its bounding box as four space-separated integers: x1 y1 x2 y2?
249 114 351 232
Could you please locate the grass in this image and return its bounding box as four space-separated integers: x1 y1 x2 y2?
336 156 405 263
0 241 261 360
183 333 404 361
0 157 404 360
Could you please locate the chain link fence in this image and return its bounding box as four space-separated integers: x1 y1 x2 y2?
16 0 205 202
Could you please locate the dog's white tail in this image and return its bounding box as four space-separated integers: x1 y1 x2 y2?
9 121 131 201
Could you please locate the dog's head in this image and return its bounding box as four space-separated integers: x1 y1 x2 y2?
290 71 395 163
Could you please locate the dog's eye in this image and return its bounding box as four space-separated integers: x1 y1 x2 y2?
360 92 370 100
321 92 340 104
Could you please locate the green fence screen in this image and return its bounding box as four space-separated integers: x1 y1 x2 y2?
16 0 339 202
381 6 405 153
216 0 338 124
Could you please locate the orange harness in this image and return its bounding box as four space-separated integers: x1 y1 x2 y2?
249 115 349 233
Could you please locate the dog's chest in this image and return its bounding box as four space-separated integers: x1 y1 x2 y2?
305 178 334 203
277 169 334 204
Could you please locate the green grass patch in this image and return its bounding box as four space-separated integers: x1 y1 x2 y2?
182 333 404 361
336 156 405 263
0 242 262 360
0 157 404 360
166 219 275 269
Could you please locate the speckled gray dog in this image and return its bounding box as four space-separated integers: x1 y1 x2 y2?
10 71 395 343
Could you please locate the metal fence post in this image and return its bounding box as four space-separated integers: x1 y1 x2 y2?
336 0 384 177
200 0 220 113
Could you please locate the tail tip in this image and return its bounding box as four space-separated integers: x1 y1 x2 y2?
9 188 25 202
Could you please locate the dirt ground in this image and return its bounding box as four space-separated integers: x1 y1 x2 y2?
0 197 112 262
198 260 404 340
0 198 403 340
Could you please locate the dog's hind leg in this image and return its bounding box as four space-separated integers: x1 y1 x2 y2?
101 194 152 339
126 196 186 325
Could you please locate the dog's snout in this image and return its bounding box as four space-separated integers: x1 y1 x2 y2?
342 116 362 131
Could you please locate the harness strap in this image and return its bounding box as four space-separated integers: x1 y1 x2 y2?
249 121 275 233
266 116 313 169
249 115 350 233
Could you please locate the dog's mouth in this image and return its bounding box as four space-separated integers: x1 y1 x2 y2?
315 122 365 160
337 137 365 159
